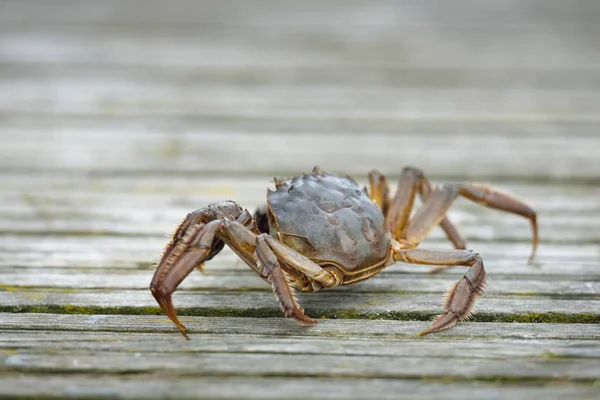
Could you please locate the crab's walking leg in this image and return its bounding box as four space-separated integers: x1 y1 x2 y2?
393 247 487 335
418 177 466 250
259 234 343 290
226 222 342 326
402 184 538 261
255 235 315 326
369 167 466 250
367 170 391 215
255 233 344 326
459 184 538 261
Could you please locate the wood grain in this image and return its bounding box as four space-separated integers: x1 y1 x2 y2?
0 374 596 400
0 0 599 398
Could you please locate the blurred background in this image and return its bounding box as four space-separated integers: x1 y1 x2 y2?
1 0 598 178
0 0 598 244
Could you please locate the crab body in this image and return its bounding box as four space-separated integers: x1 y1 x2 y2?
266 172 391 281
151 166 538 338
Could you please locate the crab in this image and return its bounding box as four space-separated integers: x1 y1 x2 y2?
151 166 538 338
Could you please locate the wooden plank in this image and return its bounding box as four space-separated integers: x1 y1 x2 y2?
2 314 598 340
0 27 597 72
0 314 600 382
2 318 600 383
3 343 600 380
4 331 600 358
0 0 598 71
2 267 598 295
2 130 600 180
1 0 598 28
0 174 597 241
3 75 600 116
3 175 596 212
0 233 595 274
4 62 600 91
11 237 589 273
1 289 598 323
0 373 596 400
2 114 600 152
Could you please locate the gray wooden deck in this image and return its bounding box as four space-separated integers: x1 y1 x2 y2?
1 0 599 398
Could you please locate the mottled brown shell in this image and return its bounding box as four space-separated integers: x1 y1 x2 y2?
267 171 391 272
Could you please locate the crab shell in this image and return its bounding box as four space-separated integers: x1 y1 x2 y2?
265 171 392 273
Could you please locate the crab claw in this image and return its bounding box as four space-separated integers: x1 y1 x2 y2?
150 218 222 340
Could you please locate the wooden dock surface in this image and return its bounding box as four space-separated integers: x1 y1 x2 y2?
0 1 599 398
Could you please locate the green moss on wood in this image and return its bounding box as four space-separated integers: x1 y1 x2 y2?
1 304 598 325
541 351 568 360
0 285 19 292
484 312 600 324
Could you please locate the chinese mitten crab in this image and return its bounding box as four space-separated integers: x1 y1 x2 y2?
151 166 538 338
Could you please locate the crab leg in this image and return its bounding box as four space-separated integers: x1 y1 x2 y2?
151 219 222 338
152 208 337 336
393 247 487 335
402 183 538 261
260 234 343 290
150 203 260 339
418 177 466 250
224 222 336 326
367 170 391 215
458 184 538 261
369 167 466 250
255 235 317 326
223 221 341 326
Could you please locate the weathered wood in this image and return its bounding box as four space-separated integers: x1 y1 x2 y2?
1 2 599 181
2 289 598 322
4 331 600 359
3 314 598 340
1 238 596 277
0 374 597 400
1 0 599 398
0 173 596 246
1 131 599 180
4 349 600 380
3 268 599 295
1 0 597 28
2 318 600 387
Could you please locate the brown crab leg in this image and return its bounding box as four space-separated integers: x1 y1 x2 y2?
151 220 221 338
370 167 466 250
150 204 260 339
255 234 317 326
152 210 327 336
260 234 343 289
458 184 538 261
393 247 487 335
419 178 466 250
220 219 341 326
367 170 391 215
226 224 342 326
402 183 538 261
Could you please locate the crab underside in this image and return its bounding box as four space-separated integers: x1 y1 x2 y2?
151 166 538 338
